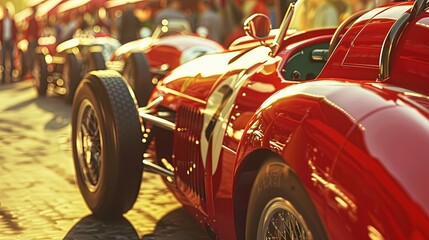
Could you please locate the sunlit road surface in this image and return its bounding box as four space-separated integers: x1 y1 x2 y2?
0 80 210 240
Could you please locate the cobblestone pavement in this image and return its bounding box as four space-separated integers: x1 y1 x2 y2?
0 81 210 240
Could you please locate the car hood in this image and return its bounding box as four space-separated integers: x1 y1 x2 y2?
159 46 272 105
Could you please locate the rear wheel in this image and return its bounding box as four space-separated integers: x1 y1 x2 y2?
123 52 153 106
64 54 82 103
87 51 106 72
72 71 143 219
245 159 327 240
33 53 48 96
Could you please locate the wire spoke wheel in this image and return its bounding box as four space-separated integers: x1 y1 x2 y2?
258 198 313 240
76 99 103 192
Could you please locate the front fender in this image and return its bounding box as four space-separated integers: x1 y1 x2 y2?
236 80 402 166
234 81 403 206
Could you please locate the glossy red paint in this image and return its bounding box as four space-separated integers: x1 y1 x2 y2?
319 3 411 80
109 33 224 76
241 81 429 239
390 10 429 95
147 0 429 239
145 35 224 71
153 29 340 238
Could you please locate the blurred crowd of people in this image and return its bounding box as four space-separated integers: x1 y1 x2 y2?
0 0 374 84
0 0 286 84
0 2 17 83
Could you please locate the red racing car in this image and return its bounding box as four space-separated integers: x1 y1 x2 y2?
71 0 429 239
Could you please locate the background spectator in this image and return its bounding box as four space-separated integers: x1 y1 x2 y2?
58 12 79 42
224 0 269 47
119 4 141 44
0 3 17 83
25 5 39 77
26 5 39 45
153 0 188 29
196 0 222 42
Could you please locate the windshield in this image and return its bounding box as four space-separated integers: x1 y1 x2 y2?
289 0 380 32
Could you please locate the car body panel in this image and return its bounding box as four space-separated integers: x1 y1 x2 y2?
145 35 224 71
108 34 224 75
69 0 429 238
319 3 411 80
153 29 338 238
390 9 429 95
240 80 429 239
145 1 429 239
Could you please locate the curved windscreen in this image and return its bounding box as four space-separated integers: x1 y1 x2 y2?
289 0 379 32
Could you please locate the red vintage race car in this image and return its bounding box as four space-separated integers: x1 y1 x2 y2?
71 0 429 239
34 2 223 104
105 19 224 106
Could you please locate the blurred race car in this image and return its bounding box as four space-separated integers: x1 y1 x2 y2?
72 0 429 239
32 0 117 102
106 19 225 105
14 0 56 80
33 32 119 102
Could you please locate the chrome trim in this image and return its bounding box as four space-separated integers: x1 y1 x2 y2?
137 96 164 121
378 13 410 81
146 96 164 109
378 0 426 81
143 159 174 178
157 86 207 105
271 2 295 56
139 110 175 131
327 10 369 58
311 49 329 61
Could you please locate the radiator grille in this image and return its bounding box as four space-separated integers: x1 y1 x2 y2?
174 105 206 202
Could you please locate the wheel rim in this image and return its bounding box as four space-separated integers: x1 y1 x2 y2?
257 197 313 240
76 99 103 192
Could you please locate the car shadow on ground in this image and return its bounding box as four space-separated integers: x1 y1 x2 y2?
64 208 211 240
2 87 71 131
63 215 140 240
141 208 210 240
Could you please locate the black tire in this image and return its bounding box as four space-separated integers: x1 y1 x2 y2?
71 70 144 220
33 53 48 96
123 52 153 106
87 51 106 72
245 159 327 240
64 53 82 104
18 49 27 80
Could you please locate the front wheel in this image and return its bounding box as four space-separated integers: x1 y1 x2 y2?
87 50 106 72
72 70 144 219
245 159 327 240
